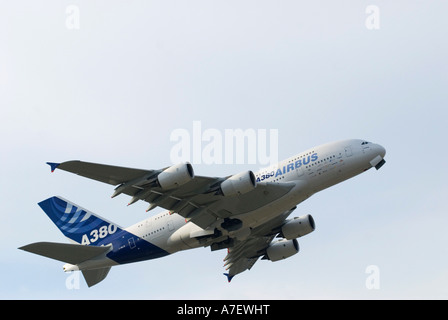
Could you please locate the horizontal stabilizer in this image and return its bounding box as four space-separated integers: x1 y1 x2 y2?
19 242 111 265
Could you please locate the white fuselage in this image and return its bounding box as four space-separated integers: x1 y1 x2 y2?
123 139 386 257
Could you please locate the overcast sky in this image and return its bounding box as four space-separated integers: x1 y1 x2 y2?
1 1 447 299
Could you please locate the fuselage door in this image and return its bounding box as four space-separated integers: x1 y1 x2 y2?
345 146 353 157
167 220 175 231
128 237 136 249
296 166 304 178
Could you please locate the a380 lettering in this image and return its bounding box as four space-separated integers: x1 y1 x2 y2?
81 224 118 245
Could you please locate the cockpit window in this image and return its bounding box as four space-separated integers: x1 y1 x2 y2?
361 141 371 145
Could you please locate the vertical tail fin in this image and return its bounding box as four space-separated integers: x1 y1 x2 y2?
82 267 111 287
38 196 122 246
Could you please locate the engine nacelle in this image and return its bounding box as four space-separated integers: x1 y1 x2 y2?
281 214 315 240
265 239 299 262
220 171 256 196
157 162 194 190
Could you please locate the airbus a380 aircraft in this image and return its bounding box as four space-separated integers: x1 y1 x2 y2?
20 139 386 287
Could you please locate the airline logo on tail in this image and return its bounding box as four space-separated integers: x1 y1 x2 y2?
39 197 121 245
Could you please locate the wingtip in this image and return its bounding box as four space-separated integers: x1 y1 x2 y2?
223 273 234 283
46 162 60 173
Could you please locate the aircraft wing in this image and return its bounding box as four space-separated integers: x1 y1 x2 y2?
222 207 297 281
47 161 156 185
222 235 276 282
49 161 295 229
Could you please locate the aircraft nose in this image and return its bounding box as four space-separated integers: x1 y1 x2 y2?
377 144 386 158
370 143 386 170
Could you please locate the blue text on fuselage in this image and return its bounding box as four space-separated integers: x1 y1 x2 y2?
256 153 318 182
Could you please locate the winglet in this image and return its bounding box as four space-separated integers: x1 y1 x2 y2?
46 162 60 173
223 273 235 283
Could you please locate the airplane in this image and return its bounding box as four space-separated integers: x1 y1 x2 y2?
19 139 386 287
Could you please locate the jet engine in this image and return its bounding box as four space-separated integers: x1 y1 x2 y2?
281 214 315 240
220 171 256 196
265 239 299 262
157 162 194 190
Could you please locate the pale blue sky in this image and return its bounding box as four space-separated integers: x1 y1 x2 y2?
1 1 447 299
